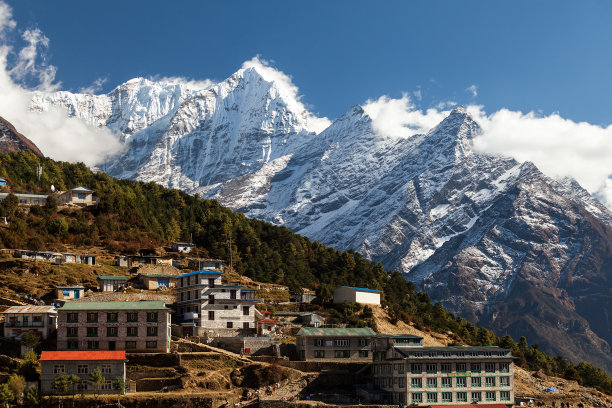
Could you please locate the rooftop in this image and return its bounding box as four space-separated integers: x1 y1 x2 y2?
179 269 223 278
138 273 178 278
2 305 56 314
296 327 376 337
97 276 128 281
68 186 93 192
377 334 423 339
40 350 125 361
56 286 85 289
0 193 48 199
256 318 279 323
340 286 383 293
59 300 168 311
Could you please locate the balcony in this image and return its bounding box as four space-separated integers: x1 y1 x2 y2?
5 321 44 328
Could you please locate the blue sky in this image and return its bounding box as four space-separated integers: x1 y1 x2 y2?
6 0 612 125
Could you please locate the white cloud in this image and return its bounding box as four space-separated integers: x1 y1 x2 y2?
79 77 107 94
362 93 451 139
436 100 457 110
413 88 422 101
0 0 122 166
466 84 478 97
241 56 331 134
153 75 216 91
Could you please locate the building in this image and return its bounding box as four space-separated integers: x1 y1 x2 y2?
172 242 196 253
299 312 324 327
291 289 317 303
55 286 85 300
175 270 257 336
58 186 95 205
0 178 6 186
296 327 376 361
185 258 224 271
367 334 515 406
97 276 128 292
0 192 48 205
333 286 382 305
114 256 129 267
56 301 171 353
40 350 126 395
256 318 279 335
133 273 177 290
2 305 57 340
61 253 96 265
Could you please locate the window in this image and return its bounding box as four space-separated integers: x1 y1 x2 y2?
77 381 88 391
471 391 482 402
243 322 249 329
314 339 324 347
485 362 495 373
243 306 250 316
107 312 118 322
208 294 215 304
499 363 510 373
334 350 350 358
456 392 467 402
441 363 452 373
456 351 465 357
127 312 138 322
127 326 138 337
299 350 305 360
500 376 510 386
334 339 350 347
206 311 214 320
100 364 111 374
411 393 422 403
426 363 437 373
426 392 438 403
456 377 467 388
67 341 78 350
101 380 113 391
358 350 369 358
484 351 492 357
78 193 87 199
53 365 65 374
67 327 78 337
441 377 452 388
442 392 452 403
146 341 158 349
125 341 136 349
411 363 422 374
208 278 215 287
426 377 437 388
107 327 118 337
486 391 496 401
358 339 369 347
86 312 98 323
485 377 496 387
67 313 78 323
471 377 481 387
146 312 158 322
500 391 510 401
314 350 325 358
77 364 89 374
87 341 99 350
471 362 481 373
147 326 158 336
398 378 405 388
86 327 98 337
227 322 233 329
411 378 422 388
456 363 466 372
396 363 405 374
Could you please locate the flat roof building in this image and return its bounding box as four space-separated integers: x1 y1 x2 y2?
296 327 376 361
55 286 85 300
97 276 128 292
40 350 126 395
333 286 382 306
57 301 171 353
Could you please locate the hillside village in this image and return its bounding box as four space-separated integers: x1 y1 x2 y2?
0 162 611 408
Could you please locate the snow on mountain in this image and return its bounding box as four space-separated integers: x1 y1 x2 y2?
29 65 612 372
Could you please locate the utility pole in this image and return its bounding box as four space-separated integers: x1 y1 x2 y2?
228 235 233 273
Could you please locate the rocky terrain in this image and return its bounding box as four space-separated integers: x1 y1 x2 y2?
0 116 44 157
30 65 612 373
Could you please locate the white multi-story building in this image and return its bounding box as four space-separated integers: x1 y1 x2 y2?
2 305 57 340
175 270 257 336
333 286 382 305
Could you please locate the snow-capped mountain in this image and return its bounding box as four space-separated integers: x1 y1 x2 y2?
30 65 612 372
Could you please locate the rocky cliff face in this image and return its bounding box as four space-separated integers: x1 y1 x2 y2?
0 116 44 157
30 66 612 372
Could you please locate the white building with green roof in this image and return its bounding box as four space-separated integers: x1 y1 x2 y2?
56 301 171 353
296 327 377 361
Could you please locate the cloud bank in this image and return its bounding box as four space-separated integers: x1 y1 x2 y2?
0 1 122 166
361 95 612 208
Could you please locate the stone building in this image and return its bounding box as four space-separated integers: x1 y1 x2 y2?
366 334 515 406
40 350 126 395
175 270 256 336
56 301 171 353
133 273 177 290
333 286 382 305
2 305 57 340
97 276 128 292
296 327 376 361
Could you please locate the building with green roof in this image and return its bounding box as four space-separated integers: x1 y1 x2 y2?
296 327 378 362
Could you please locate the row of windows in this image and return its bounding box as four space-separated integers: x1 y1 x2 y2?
409 376 511 388
374 362 510 375
66 312 158 323
66 326 159 337
66 340 159 350
313 350 369 358
410 390 511 403
374 350 508 360
312 339 369 347
179 277 217 288
53 364 113 374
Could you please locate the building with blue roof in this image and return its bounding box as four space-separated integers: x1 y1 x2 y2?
333 285 382 305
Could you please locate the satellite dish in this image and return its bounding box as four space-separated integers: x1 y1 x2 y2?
50 185 55 192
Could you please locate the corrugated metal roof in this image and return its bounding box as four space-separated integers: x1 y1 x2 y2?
179 270 223 278
59 300 168 311
97 276 128 281
340 286 383 293
0 193 48 199
56 286 85 289
377 334 422 339
2 305 56 314
68 186 93 192
296 327 376 337
40 350 125 361
138 273 177 278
